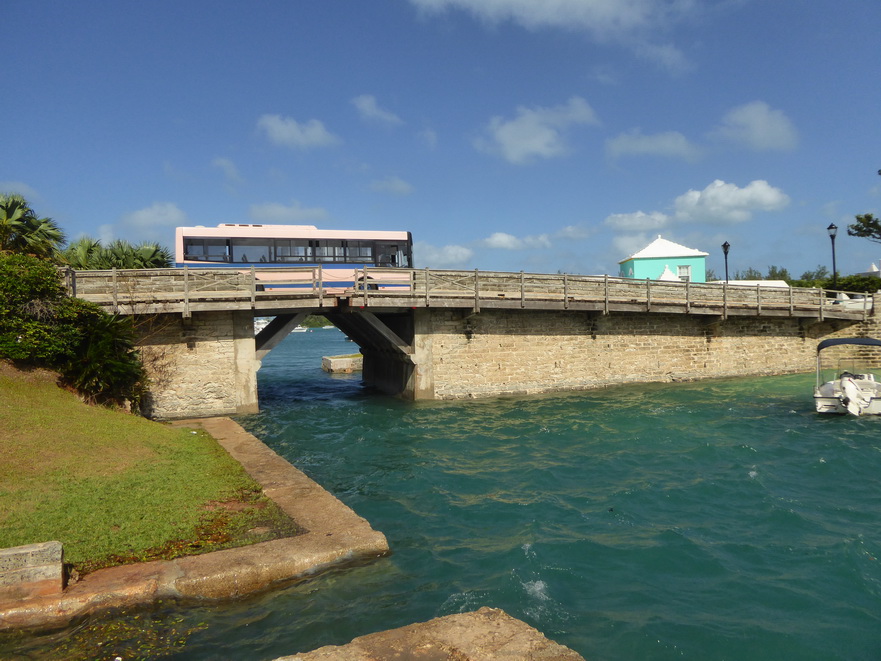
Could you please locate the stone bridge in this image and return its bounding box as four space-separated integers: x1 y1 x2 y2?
66 267 875 419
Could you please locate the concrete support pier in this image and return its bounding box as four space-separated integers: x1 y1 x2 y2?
137 311 259 419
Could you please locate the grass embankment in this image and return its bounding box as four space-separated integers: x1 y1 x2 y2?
0 362 300 575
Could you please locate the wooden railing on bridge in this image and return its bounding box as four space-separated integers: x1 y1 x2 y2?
64 266 873 321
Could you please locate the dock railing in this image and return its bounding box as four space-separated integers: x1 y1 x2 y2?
66 266 326 316
353 268 873 320
65 266 873 320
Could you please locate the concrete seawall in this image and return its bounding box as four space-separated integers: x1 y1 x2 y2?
415 308 868 399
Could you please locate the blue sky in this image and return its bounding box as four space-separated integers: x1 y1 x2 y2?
4 0 880 278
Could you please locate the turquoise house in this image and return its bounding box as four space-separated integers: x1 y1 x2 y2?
618 235 708 283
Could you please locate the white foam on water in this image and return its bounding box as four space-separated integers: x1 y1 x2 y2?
523 579 550 601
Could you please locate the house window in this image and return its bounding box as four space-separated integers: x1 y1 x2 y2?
677 265 691 282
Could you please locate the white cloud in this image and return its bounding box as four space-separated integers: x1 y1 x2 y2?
484 232 522 249
352 94 403 125
408 0 693 72
257 114 341 149
475 96 600 164
370 176 414 196
481 231 551 249
410 0 679 36
606 128 701 162
248 200 329 223
604 210 671 231
612 233 651 259
589 64 619 86
711 101 798 151
556 224 594 240
414 241 473 268
116 202 188 242
634 41 691 74
419 127 438 149
605 180 790 236
673 179 790 223
211 157 243 184
0 181 38 199
97 223 115 245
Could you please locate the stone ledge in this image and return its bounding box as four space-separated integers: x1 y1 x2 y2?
0 541 64 600
274 606 585 660
322 354 363 373
0 418 389 632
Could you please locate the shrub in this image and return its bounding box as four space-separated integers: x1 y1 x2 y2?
834 275 881 294
0 254 77 362
0 253 147 409
0 252 64 308
60 311 146 407
789 275 881 293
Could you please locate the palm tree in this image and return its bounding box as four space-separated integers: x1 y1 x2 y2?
62 237 173 269
0 193 65 259
62 236 105 269
131 241 173 269
104 239 172 269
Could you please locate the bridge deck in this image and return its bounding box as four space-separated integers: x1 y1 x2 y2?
64 266 872 321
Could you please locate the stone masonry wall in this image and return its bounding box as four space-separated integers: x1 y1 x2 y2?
427 308 858 399
811 308 881 371
137 310 259 419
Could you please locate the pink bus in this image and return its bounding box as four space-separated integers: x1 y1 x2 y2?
174 223 413 290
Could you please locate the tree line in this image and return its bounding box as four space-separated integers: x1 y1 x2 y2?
707 263 881 294
709 167 881 293
706 205 881 293
0 193 173 412
1 193 172 269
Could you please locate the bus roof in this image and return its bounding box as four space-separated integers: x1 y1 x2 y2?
176 224 410 240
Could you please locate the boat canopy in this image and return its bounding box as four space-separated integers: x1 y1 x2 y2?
817 337 881 353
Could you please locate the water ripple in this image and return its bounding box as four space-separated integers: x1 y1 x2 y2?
13 335 881 660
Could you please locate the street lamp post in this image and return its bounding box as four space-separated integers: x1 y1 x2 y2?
827 223 838 290
722 241 730 283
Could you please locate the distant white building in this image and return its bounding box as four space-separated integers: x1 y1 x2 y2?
618 236 708 283
857 262 881 278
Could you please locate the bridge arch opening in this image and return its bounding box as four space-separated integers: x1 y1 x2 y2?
254 308 422 403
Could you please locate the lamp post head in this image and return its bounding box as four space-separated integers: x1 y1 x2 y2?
827 223 838 239
722 241 730 255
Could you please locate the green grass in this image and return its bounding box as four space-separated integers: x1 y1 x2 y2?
0 363 300 573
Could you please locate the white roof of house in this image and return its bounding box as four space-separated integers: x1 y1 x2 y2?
658 265 681 281
619 235 709 263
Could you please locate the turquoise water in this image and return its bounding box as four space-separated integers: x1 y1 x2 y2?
9 329 881 659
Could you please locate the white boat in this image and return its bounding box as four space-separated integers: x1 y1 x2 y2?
814 337 881 416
